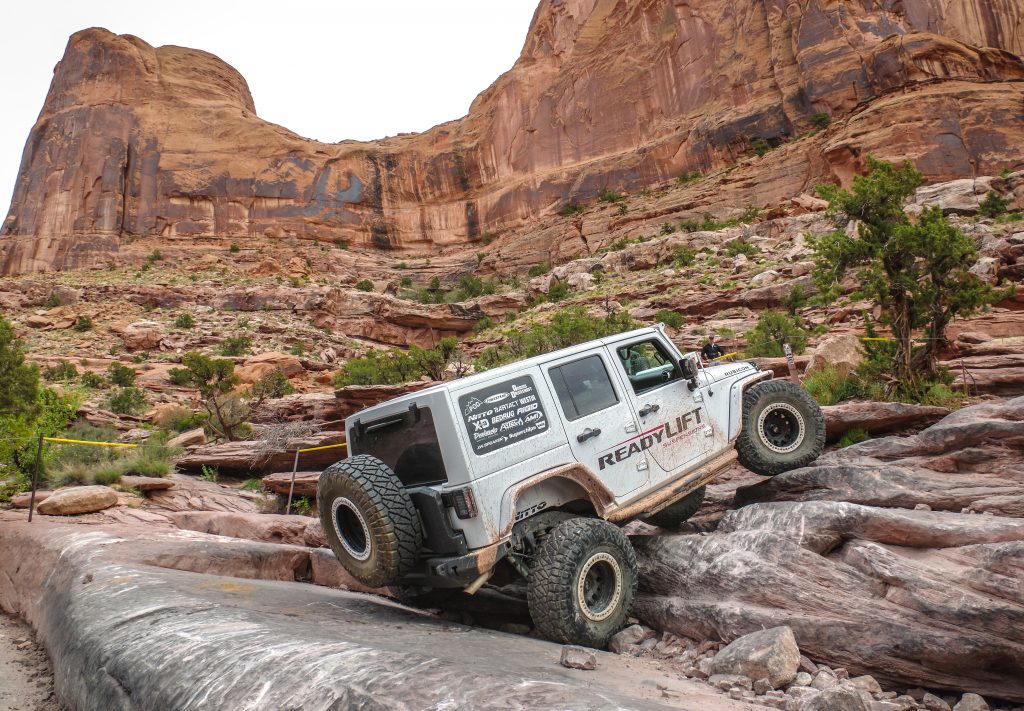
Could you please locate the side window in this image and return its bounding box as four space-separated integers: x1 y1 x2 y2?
549 355 619 421
616 340 680 393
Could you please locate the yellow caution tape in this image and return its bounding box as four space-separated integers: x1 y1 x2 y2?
712 352 739 361
860 337 890 342
296 442 348 454
42 437 138 448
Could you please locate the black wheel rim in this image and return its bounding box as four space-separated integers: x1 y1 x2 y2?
762 407 799 449
577 552 621 621
333 497 370 560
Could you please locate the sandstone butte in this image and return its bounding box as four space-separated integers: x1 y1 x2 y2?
2 0 1024 275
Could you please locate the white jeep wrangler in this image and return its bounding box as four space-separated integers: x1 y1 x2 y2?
317 324 825 647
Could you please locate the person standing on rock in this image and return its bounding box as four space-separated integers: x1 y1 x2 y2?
701 334 725 362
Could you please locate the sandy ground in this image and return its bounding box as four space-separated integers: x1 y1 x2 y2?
0 612 56 711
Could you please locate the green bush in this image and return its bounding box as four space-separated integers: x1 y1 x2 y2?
838 428 870 448
107 362 137 387
558 202 585 217
744 311 809 358
42 423 175 487
473 316 494 334
80 372 106 389
147 249 163 264
242 478 263 491
782 284 809 314
454 274 497 301
333 338 464 387
655 310 684 329
249 369 295 400
201 465 219 482
73 316 93 332
598 188 625 203
527 262 551 278
979 191 1009 219
44 361 78 382
803 366 861 406
229 243 240 253
724 238 759 257
399 276 413 288
673 246 696 267
355 279 374 292
749 138 772 157
810 112 831 130
677 171 702 185
44 293 62 308
289 342 306 357
107 387 148 415
548 282 570 302
175 312 195 329
218 335 252 357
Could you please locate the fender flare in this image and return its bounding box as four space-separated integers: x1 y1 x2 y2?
497 463 615 538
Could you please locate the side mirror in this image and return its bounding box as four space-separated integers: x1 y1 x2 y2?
678 353 700 391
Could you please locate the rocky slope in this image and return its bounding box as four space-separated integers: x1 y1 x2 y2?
3 0 1024 273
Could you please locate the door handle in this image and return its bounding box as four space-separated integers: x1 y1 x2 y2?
577 427 602 443
638 404 660 418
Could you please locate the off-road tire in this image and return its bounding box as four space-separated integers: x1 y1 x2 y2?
317 455 422 588
736 379 825 477
527 517 637 648
642 486 706 528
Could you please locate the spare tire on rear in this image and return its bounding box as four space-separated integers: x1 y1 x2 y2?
736 379 825 477
317 454 422 588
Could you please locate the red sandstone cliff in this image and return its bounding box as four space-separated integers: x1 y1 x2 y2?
2 0 1024 274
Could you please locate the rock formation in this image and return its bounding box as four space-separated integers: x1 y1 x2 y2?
3 0 1024 274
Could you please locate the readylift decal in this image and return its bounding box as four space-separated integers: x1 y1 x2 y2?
597 407 706 470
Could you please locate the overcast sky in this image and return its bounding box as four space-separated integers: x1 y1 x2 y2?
0 0 537 216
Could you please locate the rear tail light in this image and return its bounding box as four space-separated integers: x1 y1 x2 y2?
442 487 478 519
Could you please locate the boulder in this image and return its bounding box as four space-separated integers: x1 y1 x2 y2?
749 269 781 287
146 474 260 514
821 401 950 442
608 624 656 654
9 491 51 508
559 645 597 671
167 511 316 547
806 334 864 377
176 432 346 475
952 694 988 711
262 471 319 498
803 688 869 711
905 178 996 217
37 486 118 515
235 351 303 384
167 428 207 449
633 499 1024 701
119 476 174 492
709 626 800 688
119 321 166 350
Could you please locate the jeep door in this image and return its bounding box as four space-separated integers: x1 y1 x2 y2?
542 351 648 498
608 335 713 476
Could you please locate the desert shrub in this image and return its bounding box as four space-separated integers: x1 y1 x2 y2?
73 316 93 332
241 478 263 491
673 246 696 267
598 188 625 203
147 249 163 264
355 279 374 292
44 361 78 382
92 467 124 486
749 138 771 157
289 342 306 357
44 293 62 308
724 238 759 257
473 316 494 334
229 243 240 253
218 335 252 357
979 191 1009 219
175 312 195 329
80 372 106 389
744 311 809 358
107 386 147 414
548 282 569 302
677 171 702 185
201 465 219 482
558 201 584 217
803 366 861 406
454 274 497 301
333 338 465 387
782 283 809 314
107 362 137 387
291 496 312 516
810 112 831 130
838 428 870 448
527 261 551 278
654 310 684 329
399 276 413 288
249 368 295 400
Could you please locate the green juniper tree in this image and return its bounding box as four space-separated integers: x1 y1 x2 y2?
811 158 996 390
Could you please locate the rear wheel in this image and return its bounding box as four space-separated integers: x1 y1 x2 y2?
736 379 825 476
317 455 422 588
642 486 706 528
527 517 637 648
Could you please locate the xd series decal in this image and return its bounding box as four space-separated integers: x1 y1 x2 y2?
459 375 549 455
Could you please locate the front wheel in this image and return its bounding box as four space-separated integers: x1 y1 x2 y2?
736 379 825 476
527 517 637 648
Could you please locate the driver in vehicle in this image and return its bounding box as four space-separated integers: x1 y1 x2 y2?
701 334 725 363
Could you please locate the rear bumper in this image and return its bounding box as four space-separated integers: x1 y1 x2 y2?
400 539 512 588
